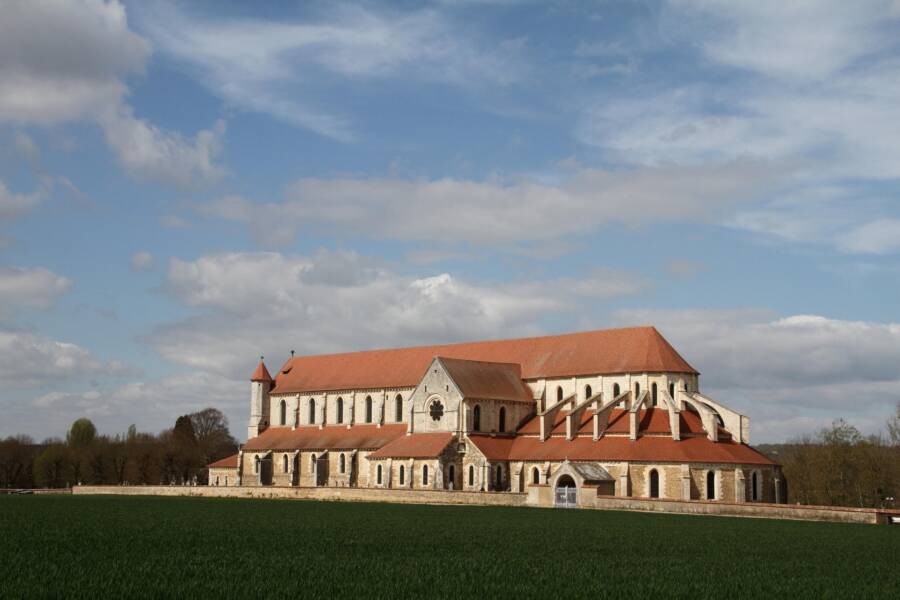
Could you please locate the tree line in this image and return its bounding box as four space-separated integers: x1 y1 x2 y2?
0 408 237 488
758 402 900 509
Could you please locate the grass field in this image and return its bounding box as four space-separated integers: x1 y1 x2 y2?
0 496 897 598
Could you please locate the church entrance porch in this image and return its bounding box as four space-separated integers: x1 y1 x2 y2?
555 475 577 508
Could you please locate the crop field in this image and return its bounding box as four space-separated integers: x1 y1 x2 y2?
0 496 897 599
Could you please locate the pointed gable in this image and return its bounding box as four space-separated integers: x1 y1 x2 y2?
437 357 533 403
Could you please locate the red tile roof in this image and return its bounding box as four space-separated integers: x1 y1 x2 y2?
207 453 239 469
516 408 717 437
242 424 406 452
271 326 697 394
251 360 273 382
369 433 455 459
439 357 534 403
467 433 775 465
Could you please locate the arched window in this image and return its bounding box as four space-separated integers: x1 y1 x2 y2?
423 465 429 486
613 383 621 397
282 454 288 473
254 456 260 474
399 465 405 486
339 453 346 474
468 464 475 487
377 464 383 485
395 394 403 422
473 405 481 432
309 399 316 424
752 471 761 501
224 476 228 486
556 386 563 402
498 407 506 433
532 467 540 485
635 382 641 397
365 396 373 423
280 399 287 425
215 476 219 486
706 471 716 500
669 382 675 399
651 383 658 407
495 465 503 490
649 469 659 498
585 384 592 399
337 397 344 424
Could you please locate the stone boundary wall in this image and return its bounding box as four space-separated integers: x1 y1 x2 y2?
587 495 899 525
71 485 899 525
73 485 528 508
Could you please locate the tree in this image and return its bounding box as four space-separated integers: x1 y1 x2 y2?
33 444 72 488
66 419 97 448
0 435 37 488
189 408 238 464
888 402 900 446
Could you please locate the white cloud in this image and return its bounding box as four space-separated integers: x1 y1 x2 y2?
613 308 900 441
836 218 900 255
197 160 779 246
136 2 527 140
151 250 645 377
0 329 130 389
0 179 48 220
12 132 39 162
131 251 155 271
26 372 242 438
0 0 226 187
667 0 897 81
0 266 71 315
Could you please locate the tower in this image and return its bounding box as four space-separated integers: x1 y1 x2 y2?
247 357 273 439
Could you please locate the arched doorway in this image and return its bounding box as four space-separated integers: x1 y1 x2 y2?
555 474 577 508
448 464 455 490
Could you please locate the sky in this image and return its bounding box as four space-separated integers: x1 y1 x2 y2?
2 0 900 444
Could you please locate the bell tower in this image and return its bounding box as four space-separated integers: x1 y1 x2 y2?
247 357 273 439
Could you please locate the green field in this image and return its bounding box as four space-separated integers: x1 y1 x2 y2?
0 496 897 598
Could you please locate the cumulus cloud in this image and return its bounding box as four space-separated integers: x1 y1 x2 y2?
613 308 900 441
136 2 527 140
0 0 225 187
0 179 48 220
0 266 72 316
0 329 130 389
131 251 155 271
150 250 646 377
197 160 779 246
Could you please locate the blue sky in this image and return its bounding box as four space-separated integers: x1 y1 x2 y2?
2 0 900 443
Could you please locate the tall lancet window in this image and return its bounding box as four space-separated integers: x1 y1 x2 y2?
309 399 316 425
365 396 373 423
395 394 403 422
280 399 286 425
498 407 506 433
337 397 344 424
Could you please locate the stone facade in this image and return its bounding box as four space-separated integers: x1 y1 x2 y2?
215 327 784 509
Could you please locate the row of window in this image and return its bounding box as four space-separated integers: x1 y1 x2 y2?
279 394 407 426
375 463 437 486
555 381 685 409
471 405 506 433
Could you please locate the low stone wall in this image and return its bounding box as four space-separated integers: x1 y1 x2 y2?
587 495 899 525
73 485 528 508
71 485 899 525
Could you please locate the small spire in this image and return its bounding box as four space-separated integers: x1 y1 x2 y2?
251 357 273 382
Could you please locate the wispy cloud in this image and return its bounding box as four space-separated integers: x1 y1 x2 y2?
136 2 528 141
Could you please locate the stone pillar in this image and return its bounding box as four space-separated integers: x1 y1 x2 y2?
236 448 243 487
617 463 629 497
774 470 783 504
681 464 691 500
735 468 746 502
318 396 325 429
348 394 355 428
435 461 444 490
407 403 415 434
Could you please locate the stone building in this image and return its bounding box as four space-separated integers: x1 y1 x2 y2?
208 326 783 506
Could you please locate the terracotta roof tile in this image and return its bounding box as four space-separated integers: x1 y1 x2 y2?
439 357 533 403
369 433 455 459
517 408 718 437
207 453 239 469
271 326 697 394
242 424 406 452
251 360 273 382
467 433 775 465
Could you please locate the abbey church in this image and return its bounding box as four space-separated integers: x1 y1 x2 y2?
208 326 782 506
